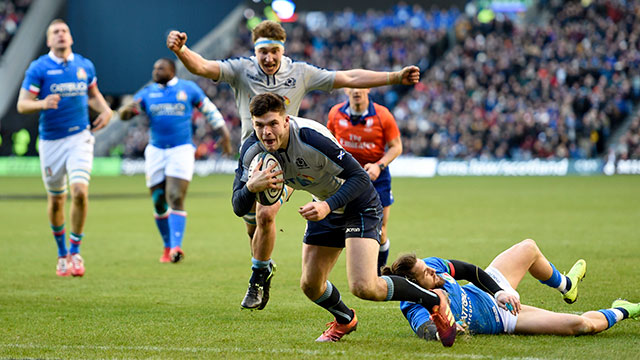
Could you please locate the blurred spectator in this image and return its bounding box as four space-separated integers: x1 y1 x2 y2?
0 0 32 55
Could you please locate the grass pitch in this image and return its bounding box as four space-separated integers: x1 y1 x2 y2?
1 174 639 359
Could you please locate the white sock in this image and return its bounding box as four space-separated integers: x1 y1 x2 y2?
380 238 390 252
557 276 568 294
611 308 625 322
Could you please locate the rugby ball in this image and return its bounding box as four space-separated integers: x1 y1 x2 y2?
248 151 285 206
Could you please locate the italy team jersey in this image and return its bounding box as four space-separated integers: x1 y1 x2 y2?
21 52 96 140
327 100 400 166
133 77 206 148
216 56 335 142
400 257 504 335
232 116 378 217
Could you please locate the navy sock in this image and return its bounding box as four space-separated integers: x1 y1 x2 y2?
314 281 354 324
381 275 440 308
377 239 390 276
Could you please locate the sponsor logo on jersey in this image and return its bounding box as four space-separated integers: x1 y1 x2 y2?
50 82 87 97
177 90 188 102
366 119 374 127
295 157 309 169
284 77 296 87
345 227 361 233
149 92 163 98
149 103 186 116
47 69 63 75
339 119 349 127
76 67 87 81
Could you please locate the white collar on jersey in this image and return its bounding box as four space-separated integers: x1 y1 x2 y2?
157 77 179 88
48 51 75 64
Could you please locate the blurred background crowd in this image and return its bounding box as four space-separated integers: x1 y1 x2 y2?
2 0 639 162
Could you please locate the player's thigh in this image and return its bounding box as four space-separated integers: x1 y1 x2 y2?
345 237 379 285
164 144 195 182
301 243 342 288
515 305 584 335
66 130 94 186
39 137 69 194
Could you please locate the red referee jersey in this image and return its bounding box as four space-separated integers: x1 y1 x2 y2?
327 100 400 166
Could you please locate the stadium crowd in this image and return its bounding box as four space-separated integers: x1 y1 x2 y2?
0 0 31 55
396 0 640 160
120 0 640 161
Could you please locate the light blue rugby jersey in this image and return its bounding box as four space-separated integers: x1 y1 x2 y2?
400 257 504 335
21 52 96 140
134 77 206 148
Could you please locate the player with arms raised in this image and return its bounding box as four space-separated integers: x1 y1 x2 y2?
167 20 420 310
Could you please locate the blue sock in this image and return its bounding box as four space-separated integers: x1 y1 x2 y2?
51 224 67 257
69 232 83 254
168 210 187 248
539 262 565 290
154 211 171 248
598 309 624 329
252 257 271 271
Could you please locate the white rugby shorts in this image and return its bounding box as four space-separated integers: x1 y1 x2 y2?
39 129 94 195
144 143 195 187
485 266 520 334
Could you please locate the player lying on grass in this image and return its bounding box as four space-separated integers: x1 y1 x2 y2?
232 93 457 345
382 239 639 340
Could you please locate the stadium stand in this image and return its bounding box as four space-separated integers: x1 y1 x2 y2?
0 0 31 56
117 0 639 162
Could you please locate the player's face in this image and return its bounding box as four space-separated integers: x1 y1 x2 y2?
255 46 284 75
152 60 174 84
411 261 444 289
46 22 73 51
346 88 370 108
253 111 290 151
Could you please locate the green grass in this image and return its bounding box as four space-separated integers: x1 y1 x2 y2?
1 175 639 359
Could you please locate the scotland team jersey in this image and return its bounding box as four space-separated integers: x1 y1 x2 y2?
134 77 206 148
400 257 504 335
216 56 335 142
21 52 96 140
232 116 377 217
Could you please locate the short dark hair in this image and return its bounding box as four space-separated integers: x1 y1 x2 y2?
252 20 286 43
381 253 419 283
158 58 176 73
250 93 286 118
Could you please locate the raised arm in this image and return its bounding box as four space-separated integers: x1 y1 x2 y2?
333 65 420 89
166 31 221 81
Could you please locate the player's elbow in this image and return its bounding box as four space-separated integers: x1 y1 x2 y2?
16 101 30 114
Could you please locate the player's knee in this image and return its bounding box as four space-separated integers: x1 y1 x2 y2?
70 184 88 204
49 195 65 212
300 278 321 299
256 205 277 226
166 188 183 209
151 189 168 214
518 239 539 256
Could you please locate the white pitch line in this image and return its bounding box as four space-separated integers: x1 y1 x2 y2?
1 343 556 359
